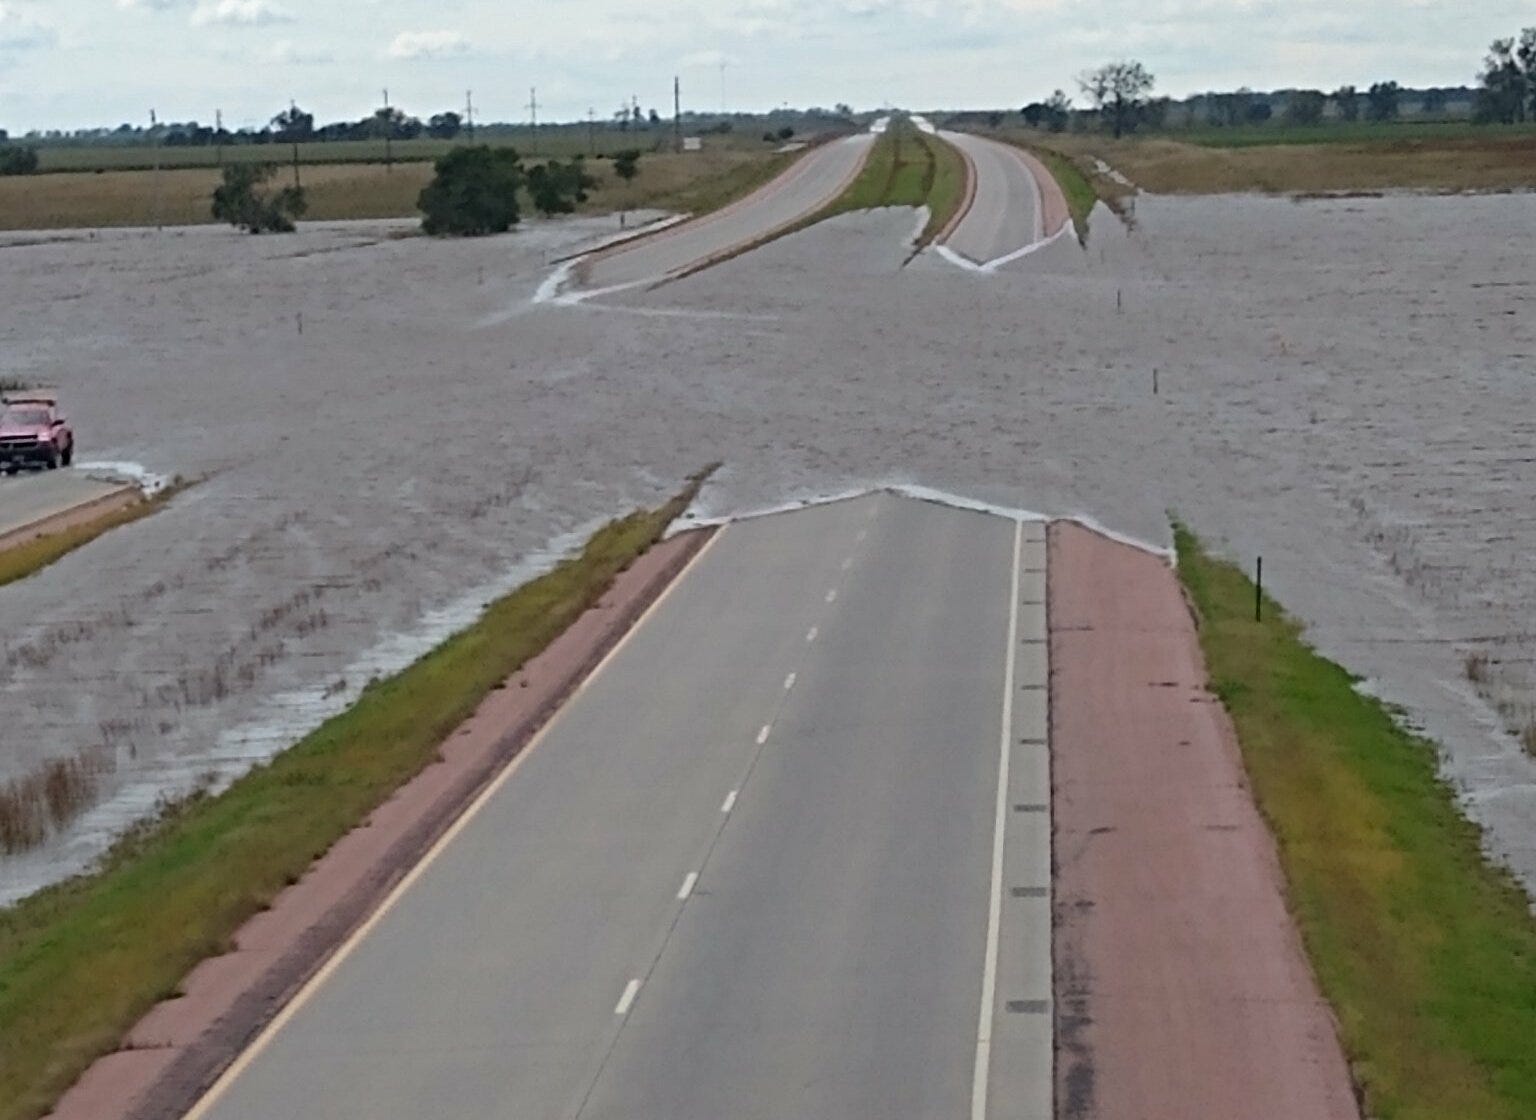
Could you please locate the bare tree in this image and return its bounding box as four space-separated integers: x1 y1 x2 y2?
1078 60 1155 138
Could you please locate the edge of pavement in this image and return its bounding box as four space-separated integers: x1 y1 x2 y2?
657 132 876 288
46 526 717 1120
932 132 979 248
0 484 141 556
572 132 848 280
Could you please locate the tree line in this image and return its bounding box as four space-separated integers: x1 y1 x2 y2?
1014 25 1535 137
213 145 641 235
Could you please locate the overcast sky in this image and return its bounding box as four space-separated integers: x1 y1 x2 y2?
0 0 1528 133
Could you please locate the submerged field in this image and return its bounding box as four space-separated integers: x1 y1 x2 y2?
0 187 1532 910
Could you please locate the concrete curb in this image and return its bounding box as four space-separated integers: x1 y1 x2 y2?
48 528 715 1120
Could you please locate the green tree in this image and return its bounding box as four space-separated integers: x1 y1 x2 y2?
1365 81 1401 122
1475 30 1534 124
417 146 523 235
1333 85 1360 121
427 112 463 140
612 149 641 185
1284 89 1327 125
526 159 598 216
1079 60 1155 138
211 163 307 233
0 146 39 176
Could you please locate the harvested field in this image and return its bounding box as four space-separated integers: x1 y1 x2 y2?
0 149 785 231
0 189 1533 909
1004 128 1536 194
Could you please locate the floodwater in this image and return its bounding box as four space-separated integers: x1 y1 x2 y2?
0 191 1532 903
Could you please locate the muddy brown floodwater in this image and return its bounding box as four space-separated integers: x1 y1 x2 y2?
0 191 1533 904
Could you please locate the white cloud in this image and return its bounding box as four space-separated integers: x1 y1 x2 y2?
265 38 333 64
0 1 54 50
190 0 294 26
386 29 469 59
115 0 188 9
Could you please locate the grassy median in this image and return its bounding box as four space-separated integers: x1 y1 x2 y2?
1175 525 1536 1120
0 473 707 1120
817 123 967 247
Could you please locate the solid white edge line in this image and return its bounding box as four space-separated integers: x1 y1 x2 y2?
677 872 699 900
180 524 728 1120
971 517 1022 1120
720 789 738 814
614 978 641 1016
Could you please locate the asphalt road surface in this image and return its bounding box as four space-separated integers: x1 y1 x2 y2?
580 135 874 291
188 493 1051 1120
0 470 128 539
938 132 1045 266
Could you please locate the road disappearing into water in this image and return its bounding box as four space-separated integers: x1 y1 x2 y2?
187 494 1053 1120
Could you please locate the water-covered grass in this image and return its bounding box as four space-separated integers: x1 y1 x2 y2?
0 474 705 1120
1176 524 1536 1120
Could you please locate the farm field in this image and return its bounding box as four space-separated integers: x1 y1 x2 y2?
0 147 788 230
0 187 1533 913
989 122 1536 194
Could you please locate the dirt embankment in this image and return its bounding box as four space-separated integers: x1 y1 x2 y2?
1049 521 1358 1119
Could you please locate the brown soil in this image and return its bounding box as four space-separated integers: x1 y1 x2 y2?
46 528 711 1120
1049 521 1358 1120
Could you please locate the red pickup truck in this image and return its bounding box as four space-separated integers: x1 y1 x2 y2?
0 392 75 472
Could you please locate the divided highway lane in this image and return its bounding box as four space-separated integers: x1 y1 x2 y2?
579 135 874 291
188 494 1050 1120
938 132 1049 267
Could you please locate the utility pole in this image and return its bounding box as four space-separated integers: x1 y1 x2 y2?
383 87 393 171
587 107 596 155
465 90 475 141
289 99 302 191
150 108 162 231
719 61 726 115
528 87 539 149
673 76 682 152
215 108 224 168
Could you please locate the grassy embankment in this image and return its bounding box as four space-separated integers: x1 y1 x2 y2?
0 146 793 232
0 474 708 1120
977 129 1132 243
1176 525 1536 1120
0 483 184 591
1005 121 1536 195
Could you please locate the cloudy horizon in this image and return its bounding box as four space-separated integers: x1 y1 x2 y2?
0 0 1529 133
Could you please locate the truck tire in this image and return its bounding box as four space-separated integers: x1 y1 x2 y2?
45 448 60 470
62 443 73 467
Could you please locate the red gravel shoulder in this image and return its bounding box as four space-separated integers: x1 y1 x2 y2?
1049 521 1357 1120
47 528 712 1120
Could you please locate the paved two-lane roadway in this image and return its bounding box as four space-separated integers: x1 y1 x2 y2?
579 135 874 292
188 494 1050 1120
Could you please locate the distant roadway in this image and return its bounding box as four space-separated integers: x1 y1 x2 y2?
578 134 875 291
187 494 1052 1120
937 132 1065 267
